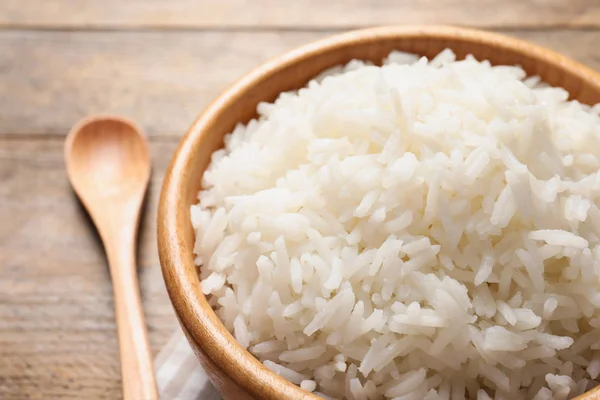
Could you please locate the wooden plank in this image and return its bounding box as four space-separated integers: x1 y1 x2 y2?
1 0 598 29
0 30 323 137
1 29 600 138
0 137 179 399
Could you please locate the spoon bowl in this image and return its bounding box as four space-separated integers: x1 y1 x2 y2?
65 115 158 400
66 116 150 218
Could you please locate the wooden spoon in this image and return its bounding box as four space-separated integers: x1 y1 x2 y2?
65 115 158 400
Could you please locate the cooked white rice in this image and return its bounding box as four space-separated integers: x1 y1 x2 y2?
191 48 600 399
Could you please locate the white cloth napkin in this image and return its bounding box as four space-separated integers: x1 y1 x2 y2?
155 329 220 400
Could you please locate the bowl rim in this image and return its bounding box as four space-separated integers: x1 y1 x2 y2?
158 24 600 400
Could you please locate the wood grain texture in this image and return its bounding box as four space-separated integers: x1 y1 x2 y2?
65 117 157 400
1 29 600 138
0 0 598 29
157 26 600 400
0 137 178 399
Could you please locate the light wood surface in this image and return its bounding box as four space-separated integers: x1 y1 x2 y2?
1 0 599 29
64 117 158 400
2 1 600 398
158 26 600 400
0 137 176 399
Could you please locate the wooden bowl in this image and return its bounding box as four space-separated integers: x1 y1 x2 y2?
157 25 600 400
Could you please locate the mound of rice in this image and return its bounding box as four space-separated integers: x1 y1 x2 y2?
191 49 600 400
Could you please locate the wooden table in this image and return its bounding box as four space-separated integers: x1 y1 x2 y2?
1 1 600 398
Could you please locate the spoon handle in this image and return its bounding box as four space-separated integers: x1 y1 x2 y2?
106 234 159 400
